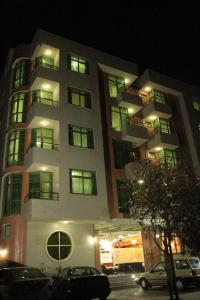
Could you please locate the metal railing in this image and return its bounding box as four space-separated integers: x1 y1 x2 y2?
32 96 59 107
29 191 59 201
34 60 59 71
31 141 59 151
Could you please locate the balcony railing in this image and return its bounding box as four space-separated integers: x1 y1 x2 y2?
31 141 59 151
32 96 59 107
34 57 58 71
29 191 59 201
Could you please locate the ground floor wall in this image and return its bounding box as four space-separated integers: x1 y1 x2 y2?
26 222 97 276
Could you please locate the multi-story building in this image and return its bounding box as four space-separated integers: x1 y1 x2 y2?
0 29 200 274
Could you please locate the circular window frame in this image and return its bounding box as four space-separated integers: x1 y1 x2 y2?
46 231 74 262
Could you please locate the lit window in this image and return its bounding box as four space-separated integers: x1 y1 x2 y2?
2 224 12 238
3 174 22 216
111 106 128 131
68 125 94 148
70 169 97 195
149 89 166 104
12 59 30 89
68 87 91 108
156 149 177 167
29 172 55 200
10 92 27 124
7 130 25 167
68 55 89 74
108 75 125 97
153 118 171 134
32 128 55 150
193 97 200 111
47 231 72 261
32 90 57 107
35 56 56 70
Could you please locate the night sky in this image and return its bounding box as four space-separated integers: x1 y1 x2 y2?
1 1 200 86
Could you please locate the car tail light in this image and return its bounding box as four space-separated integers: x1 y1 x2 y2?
191 270 197 276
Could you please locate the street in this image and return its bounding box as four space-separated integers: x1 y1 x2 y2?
108 286 200 299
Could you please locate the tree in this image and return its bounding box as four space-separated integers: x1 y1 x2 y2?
127 160 200 300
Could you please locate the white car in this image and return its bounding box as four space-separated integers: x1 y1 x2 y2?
135 257 200 291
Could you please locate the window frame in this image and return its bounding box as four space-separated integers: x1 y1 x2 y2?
111 106 128 131
68 54 89 74
29 171 53 200
108 74 125 98
7 130 25 167
70 169 97 195
46 231 73 261
32 128 54 150
149 89 166 104
12 59 30 89
10 92 27 124
68 87 91 109
68 125 94 149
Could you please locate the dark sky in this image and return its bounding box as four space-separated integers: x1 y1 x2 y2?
1 1 200 86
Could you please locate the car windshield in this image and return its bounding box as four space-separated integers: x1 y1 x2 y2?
188 258 200 268
10 268 45 280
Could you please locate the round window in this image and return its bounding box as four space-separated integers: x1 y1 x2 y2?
47 231 72 261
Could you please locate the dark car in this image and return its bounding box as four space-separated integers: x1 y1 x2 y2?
50 266 111 300
0 267 51 300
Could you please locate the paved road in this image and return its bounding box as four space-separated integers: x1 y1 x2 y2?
107 286 200 299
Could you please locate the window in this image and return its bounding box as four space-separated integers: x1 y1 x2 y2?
29 172 53 200
156 149 177 167
175 260 189 270
117 180 129 213
68 54 89 74
70 169 97 195
111 106 128 131
32 90 56 107
198 123 200 131
149 89 166 104
2 224 12 238
32 128 54 150
12 59 30 89
47 231 72 261
153 118 171 134
193 97 200 111
69 125 94 148
113 139 133 169
35 56 56 70
68 87 91 108
7 130 25 167
108 75 125 98
3 173 22 216
10 92 27 124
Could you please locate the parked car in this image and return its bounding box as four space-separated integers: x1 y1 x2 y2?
135 258 200 291
50 266 111 300
0 267 51 300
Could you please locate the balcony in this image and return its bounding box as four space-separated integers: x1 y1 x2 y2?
24 147 60 170
148 132 179 152
142 100 172 121
117 91 143 114
122 118 149 147
32 93 59 108
34 56 58 71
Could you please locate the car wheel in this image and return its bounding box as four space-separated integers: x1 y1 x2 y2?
140 278 149 290
176 279 184 291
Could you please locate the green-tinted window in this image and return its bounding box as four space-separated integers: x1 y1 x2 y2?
68 55 89 74
35 56 55 70
3 173 22 216
156 149 177 167
32 90 56 106
3 224 12 237
117 180 129 213
47 231 72 261
108 75 125 97
70 169 97 195
149 89 166 104
7 130 25 167
68 87 91 108
12 59 30 89
111 106 128 131
153 118 171 134
113 139 133 169
29 172 53 200
10 92 26 124
69 125 94 148
32 128 54 150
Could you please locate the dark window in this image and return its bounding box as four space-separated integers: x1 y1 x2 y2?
113 139 133 169
3 173 22 216
7 130 25 167
68 87 91 108
68 55 89 74
10 92 27 124
47 231 72 261
3 224 12 237
70 169 97 195
117 180 129 213
12 59 30 89
69 125 94 148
